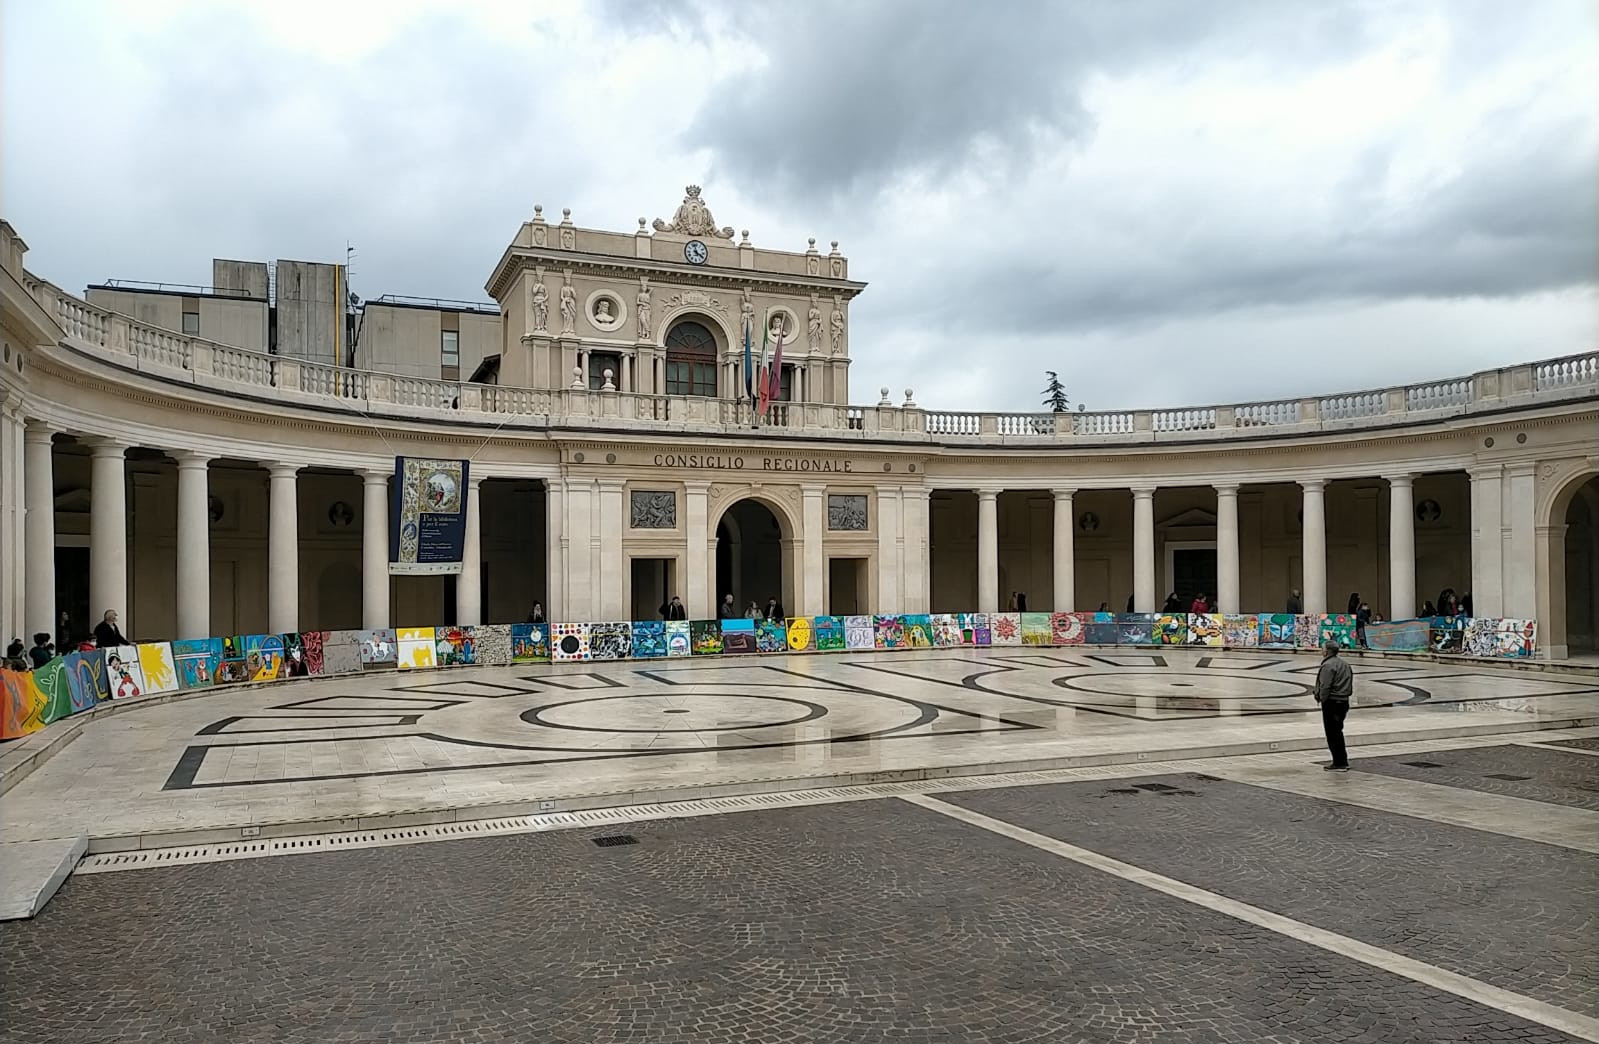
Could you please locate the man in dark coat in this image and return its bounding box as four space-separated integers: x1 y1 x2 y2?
93 609 129 649
1314 640 1354 771
660 596 687 620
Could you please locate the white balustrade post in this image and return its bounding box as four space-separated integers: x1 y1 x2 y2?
1386 474 1416 619
1052 489 1075 611
362 469 390 629
23 424 56 640
174 452 213 639
1132 487 1156 612
267 464 302 634
1215 483 1240 614
456 475 483 625
977 488 1000 613
1300 479 1327 615
89 438 130 633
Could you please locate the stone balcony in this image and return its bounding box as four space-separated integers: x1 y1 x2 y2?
31 276 1599 445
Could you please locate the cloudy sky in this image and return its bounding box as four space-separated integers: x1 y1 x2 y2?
3 0 1595 411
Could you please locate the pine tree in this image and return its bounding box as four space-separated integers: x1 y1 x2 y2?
1042 371 1070 412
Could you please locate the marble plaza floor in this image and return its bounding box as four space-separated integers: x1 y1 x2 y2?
2 646 1596 849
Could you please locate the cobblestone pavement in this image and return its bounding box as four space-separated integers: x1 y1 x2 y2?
1353 743 1599 810
943 772 1599 1017
1541 735 1599 752
0 799 1585 1044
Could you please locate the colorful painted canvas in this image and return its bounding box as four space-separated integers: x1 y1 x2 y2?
397 627 437 670
1464 618 1535 658
134 642 179 694
721 618 757 655
632 620 667 658
991 613 1022 646
931 614 963 647
511 623 550 663
1365 619 1430 653
1112 613 1154 645
215 636 252 684
1183 614 1223 647
471 625 512 666
1430 623 1464 654
1320 614 1357 650
665 620 692 657
34 658 74 725
1051 613 1085 645
873 615 906 649
1018 613 1050 646
844 615 875 651
757 619 787 653
242 634 285 680
318 631 360 675
814 616 845 652
359 629 398 669
1257 614 1296 649
1221 615 1259 648
959 613 991 646
1156 614 1188 645
106 645 146 698
1087 613 1121 644
552 623 592 662
1 667 49 739
61 650 106 712
282 633 313 677
903 615 935 648
428 627 468 666
785 617 815 652
1294 615 1322 650
690 620 722 655
173 638 222 690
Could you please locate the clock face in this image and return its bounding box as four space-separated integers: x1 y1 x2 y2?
684 240 708 265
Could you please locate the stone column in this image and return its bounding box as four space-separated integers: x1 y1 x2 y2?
1502 464 1537 618
362 469 390 629
267 464 301 634
23 425 56 640
876 486 904 613
174 451 213 639
597 478 625 619
1386 473 1416 619
1131 487 1156 612
544 477 564 619
1215 483 1240 614
456 475 483 625
1468 465 1503 617
977 488 1000 613
903 487 931 613
1051 489 1075 612
0 399 16 642
1300 479 1327 615
89 438 129 629
621 354 632 394
801 484 826 617
684 481 710 616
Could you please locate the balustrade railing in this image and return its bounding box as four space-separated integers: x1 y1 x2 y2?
1153 408 1216 432
1319 391 1386 421
26 276 1599 444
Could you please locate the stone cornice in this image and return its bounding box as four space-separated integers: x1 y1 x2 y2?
484 247 868 303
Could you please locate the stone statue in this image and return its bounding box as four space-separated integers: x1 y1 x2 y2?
768 313 787 342
531 280 548 333
740 288 755 334
636 278 652 341
559 281 577 335
807 297 823 350
830 306 845 355
592 298 617 327
652 185 735 239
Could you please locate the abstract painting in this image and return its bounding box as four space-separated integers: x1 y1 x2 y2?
665 620 692 657
1156 614 1188 645
991 613 1021 646
1221 615 1260 648
471 625 513 666
1182 613 1219 646
785 617 815 652
1365 619 1429 653
136 642 179 694
397 627 437 670
903 614 935 648
874 615 906 650
931 614 964 647
1051 613 1085 645
1464 618 1536 658
1114 613 1155 646
552 623 592 662
844 615 875 651
690 620 722 655
631 620 667 659
757 619 787 653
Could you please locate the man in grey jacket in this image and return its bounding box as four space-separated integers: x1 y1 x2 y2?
1313 640 1354 771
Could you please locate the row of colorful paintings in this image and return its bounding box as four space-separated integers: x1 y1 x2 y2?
0 614 1537 741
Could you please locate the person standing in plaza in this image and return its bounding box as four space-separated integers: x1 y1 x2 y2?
720 593 738 619
527 602 546 623
659 596 687 620
1286 588 1302 613
764 597 785 623
28 632 53 668
1314 640 1354 771
93 609 129 649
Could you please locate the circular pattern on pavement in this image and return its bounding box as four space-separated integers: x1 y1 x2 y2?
1055 672 1310 701
522 693 827 734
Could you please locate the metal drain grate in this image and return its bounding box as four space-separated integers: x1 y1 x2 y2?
1403 761 1444 769
591 835 638 848
1484 773 1532 782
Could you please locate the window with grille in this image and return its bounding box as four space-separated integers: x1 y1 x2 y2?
665 320 718 397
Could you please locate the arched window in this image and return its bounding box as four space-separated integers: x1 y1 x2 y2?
665 320 718 397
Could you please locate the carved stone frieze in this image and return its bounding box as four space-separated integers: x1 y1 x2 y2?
664 289 730 317
652 185 735 239
630 489 677 528
828 493 868 530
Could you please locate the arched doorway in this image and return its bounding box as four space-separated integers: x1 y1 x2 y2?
1560 475 1599 655
714 498 794 615
664 319 719 398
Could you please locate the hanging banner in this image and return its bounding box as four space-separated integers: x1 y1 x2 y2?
389 457 470 575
